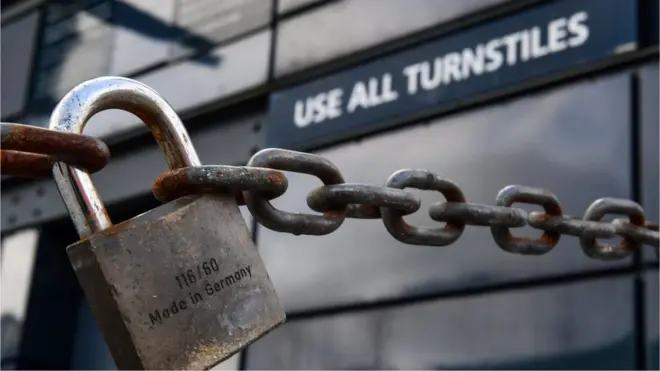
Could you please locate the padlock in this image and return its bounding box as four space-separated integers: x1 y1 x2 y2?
49 77 285 370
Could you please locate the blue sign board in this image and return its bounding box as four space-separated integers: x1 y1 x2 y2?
265 0 638 149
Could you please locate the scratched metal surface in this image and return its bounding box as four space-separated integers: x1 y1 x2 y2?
67 194 284 370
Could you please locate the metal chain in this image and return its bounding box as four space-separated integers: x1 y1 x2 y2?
154 148 660 260
1 122 110 178
1 123 657 260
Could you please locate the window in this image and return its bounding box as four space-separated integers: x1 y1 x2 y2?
246 276 635 369
646 270 659 370
109 0 176 76
0 229 40 369
32 1 113 107
257 73 633 312
639 63 659 262
0 11 39 119
275 0 506 76
171 0 271 59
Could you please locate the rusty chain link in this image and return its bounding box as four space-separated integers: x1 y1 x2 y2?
1 122 110 178
154 148 659 260
2 124 658 260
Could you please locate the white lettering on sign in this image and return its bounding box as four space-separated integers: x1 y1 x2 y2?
293 88 344 128
403 11 589 91
347 73 399 113
291 10 590 127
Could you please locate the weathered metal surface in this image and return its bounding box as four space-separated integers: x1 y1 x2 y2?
231 148 659 259
490 185 563 255
152 165 288 206
43 77 285 370
67 194 285 370
307 183 421 219
49 76 202 239
580 198 645 260
1 150 53 178
380 169 467 246
430 202 528 228
0 122 110 177
243 148 347 236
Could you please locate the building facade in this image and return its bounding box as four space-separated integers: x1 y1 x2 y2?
1 0 658 369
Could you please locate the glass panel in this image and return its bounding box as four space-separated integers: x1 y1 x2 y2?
0 11 40 119
0 229 40 366
646 270 659 370
171 0 271 59
109 0 176 76
84 30 270 139
32 1 113 109
639 63 659 262
70 301 116 370
258 73 632 312
37 31 269 140
275 0 506 76
142 30 270 113
246 276 635 369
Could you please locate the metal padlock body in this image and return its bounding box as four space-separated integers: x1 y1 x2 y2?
68 193 284 370
50 77 285 369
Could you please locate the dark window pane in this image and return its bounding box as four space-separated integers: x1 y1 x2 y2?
646 270 659 370
246 277 635 369
1 11 39 119
639 63 659 262
70 302 116 370
257 73 632 312
641 0 659 46
70 301 244 370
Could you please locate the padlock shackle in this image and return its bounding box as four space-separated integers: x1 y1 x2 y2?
49 76 202 238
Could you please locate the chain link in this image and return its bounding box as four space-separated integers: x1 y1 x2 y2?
1 122 110 178
490 185 563 255
149 148 659 259
152 165 288 206
243 149 347 236
380 169 467 246
1 125 657 260
307 183 421 219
